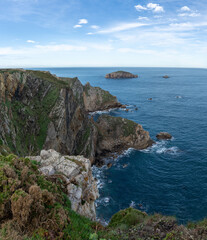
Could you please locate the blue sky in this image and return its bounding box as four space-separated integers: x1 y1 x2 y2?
0 0 207 67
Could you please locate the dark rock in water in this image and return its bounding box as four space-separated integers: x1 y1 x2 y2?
135 107 138 111
105 71 138 79
156 132 172 140
107 163 113 168
123 164 128 168
148 98 152 101
125 109 129 112
163 75 170 79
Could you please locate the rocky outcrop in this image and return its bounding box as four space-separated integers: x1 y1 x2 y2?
28 149 99 220
105 71 138 79
83 82 124 112
156 132 172 140
163 75 170 79
0 69 152 165
95 115 154 163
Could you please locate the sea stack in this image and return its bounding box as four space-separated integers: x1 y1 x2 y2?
105 71 138 79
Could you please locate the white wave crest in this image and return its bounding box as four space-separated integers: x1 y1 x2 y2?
141 141 180 155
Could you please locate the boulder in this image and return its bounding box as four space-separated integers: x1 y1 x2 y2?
156 132 172 140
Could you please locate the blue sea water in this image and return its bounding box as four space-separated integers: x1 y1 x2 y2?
32 67 207 224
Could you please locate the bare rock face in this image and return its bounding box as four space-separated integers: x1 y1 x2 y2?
83 82 123 112
0 69 153 166
95 115 154 162
28 149 99 220
156 132 172 140
105 71 138 79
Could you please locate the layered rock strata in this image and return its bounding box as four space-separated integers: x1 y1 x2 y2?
28 149 99 220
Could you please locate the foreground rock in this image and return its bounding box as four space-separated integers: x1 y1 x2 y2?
156 132 172 140
28 149 99 220
105 71 138 79
95 115 154 162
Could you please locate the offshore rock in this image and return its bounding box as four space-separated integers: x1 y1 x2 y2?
105 71 138 79
28 149 99 220
156 132 172 140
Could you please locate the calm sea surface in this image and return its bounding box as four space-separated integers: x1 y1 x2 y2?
32 67 207 224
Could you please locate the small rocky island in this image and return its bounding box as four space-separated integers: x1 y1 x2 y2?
163 75 170 79
105 71 138 79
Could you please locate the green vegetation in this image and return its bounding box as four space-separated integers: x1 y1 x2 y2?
1 154 207 239
0 70 63 156
0 154 98 240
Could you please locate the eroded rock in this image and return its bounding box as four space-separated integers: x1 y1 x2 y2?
28 149 99 220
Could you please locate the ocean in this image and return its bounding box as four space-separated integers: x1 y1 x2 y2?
32 67 207 224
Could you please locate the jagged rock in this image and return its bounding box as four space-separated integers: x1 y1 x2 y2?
83 82 123 112
105 71 138 79
0 69 153 165
95 115 154 162
156 132 172 140
28 149 99 220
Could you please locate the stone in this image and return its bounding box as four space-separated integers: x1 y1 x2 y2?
156 132 172 140
28 149 99 220
163 75 170 79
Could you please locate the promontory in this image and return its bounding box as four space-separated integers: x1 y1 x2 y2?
105 71 138 79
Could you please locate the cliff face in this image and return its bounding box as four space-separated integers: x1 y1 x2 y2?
95 115 153 162
28 149 99 220
83 82 123 112
0 69 152 165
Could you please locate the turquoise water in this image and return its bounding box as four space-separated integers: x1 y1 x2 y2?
32 67 207 224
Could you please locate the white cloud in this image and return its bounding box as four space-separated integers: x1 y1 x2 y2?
118 48 156 54
35 44 87 51
179 12 200 17
73 24 82 28
27 40 36 43
138 16 149 21
79 19 88 24
97 22 148 34
0 47 25 55
180 6 191 12
147 3 164 13
91 25 100 29
135 5 147 11
135 3 164 13
178 7 200 18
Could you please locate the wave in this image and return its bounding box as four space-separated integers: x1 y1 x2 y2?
141 140 181 155
89 107 124 116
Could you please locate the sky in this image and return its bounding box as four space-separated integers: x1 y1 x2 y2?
0 0 207 68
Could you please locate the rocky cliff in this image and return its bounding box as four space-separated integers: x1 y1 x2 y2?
0 69 152 165
28 149 99 220
105 71 138 79
95 115 153 163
